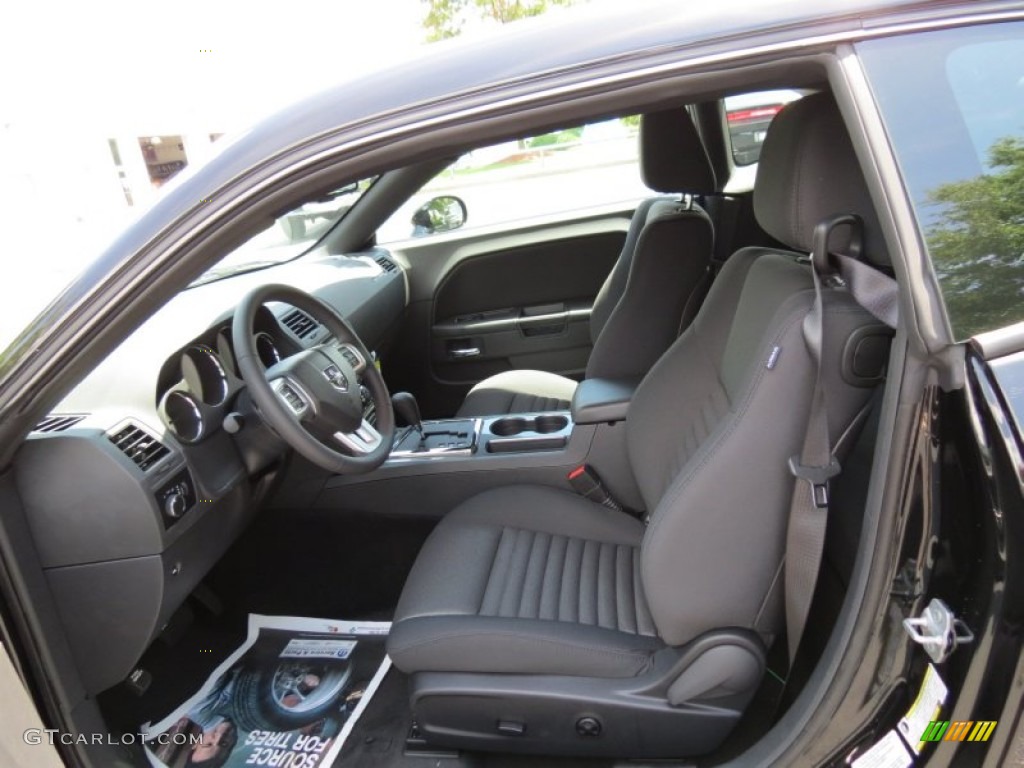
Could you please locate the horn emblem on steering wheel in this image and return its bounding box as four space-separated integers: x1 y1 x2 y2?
322 365 349 392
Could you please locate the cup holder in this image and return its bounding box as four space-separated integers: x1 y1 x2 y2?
486 413 571 454
533 414 568 433
490 417 528 437
490 414 569 437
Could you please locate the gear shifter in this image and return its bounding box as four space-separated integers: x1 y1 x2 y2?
390 391 475 454
391 391 423 434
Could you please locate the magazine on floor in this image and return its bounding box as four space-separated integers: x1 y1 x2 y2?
142 614 391 768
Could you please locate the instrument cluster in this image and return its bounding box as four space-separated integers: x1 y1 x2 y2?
158 327 284 445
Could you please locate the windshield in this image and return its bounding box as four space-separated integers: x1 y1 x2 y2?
191 177 376 286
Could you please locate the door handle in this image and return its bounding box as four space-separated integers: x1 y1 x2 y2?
450 347 481 358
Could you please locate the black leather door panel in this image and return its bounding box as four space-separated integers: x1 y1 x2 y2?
431 232 621 381
385 211 631 417
433 233 620 320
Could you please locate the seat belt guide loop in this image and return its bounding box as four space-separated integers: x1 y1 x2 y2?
811 213 863 277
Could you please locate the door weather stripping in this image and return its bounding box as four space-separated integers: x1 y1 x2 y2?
902 598 974 664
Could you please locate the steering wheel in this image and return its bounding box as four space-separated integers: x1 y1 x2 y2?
233 284 394 474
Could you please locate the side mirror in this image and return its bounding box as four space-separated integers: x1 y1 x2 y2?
411 195 467 236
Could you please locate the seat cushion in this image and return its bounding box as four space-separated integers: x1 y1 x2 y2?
456 370 578 418
388 485 662 678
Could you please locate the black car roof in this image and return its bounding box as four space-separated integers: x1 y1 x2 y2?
235 0 936 162
78 0 1012 305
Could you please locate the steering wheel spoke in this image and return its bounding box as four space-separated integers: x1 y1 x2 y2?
334 419 384 456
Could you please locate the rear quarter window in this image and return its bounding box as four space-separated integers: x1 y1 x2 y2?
858 22 1024 339
724 90 801 166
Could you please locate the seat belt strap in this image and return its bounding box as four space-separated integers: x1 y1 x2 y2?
784 214 898 663
834 252 899 328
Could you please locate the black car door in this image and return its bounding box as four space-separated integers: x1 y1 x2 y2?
378 121 650 417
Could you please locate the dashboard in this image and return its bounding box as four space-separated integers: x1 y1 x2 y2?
13 248 406 695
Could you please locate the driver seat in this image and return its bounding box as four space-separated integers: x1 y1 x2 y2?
387 93 890 757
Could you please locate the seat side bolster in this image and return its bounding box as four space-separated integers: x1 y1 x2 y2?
587 205 713 380
589 196 673 342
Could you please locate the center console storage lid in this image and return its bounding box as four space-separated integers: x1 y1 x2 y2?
571 378 638 425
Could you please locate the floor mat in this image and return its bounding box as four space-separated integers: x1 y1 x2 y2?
141 615 390 768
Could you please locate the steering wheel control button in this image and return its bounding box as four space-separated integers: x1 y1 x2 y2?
338 344 365 372
576 717 602 738
497 721 526 737
272 379 309 416
360 386 376 425
322 365 349 392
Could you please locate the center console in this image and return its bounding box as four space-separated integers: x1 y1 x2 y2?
313 378 644 518
391 412 573 458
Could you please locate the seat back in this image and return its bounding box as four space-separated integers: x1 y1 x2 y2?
585 109 717 380
627 93 889 647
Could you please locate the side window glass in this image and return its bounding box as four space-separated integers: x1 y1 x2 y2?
376 117 651 243
859 23 1024 338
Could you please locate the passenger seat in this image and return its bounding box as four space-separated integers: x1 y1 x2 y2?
456 108 717 417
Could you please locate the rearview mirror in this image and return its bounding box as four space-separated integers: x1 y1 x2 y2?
411 195 467 237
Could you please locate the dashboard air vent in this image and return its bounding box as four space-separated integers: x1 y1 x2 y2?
108 424 169 471
282 308 319 340
375 255 397 273
34 414 87 433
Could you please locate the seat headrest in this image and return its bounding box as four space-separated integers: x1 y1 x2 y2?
754 92 888 264
640 109 717 195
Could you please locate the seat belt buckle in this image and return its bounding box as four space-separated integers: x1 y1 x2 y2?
568 465 623 513
788 455 840 509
